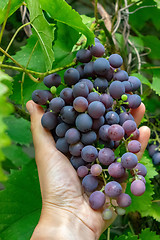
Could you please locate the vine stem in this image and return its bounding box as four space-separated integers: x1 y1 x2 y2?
0 0 11 44
128 221 135 235
107 228 110 240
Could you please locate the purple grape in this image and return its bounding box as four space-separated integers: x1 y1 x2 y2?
108 124 125 141
88 101 105 119
60 106 77 124
69 142 84 156
152 152 160 165
43 73 61 88
81 131 97 145
65 128 80 144
134 163 147 177
92 116 105 131
73 82 89 98
82 174 98 192
32 90 49 105
108 162 125 178
116 193 131 207
123 81 133 92
90 43 105 57
104 67 114 81
122 120 137 136
79 79 93 92
77 166 89 178
49 97 65 113
98 125 110 141
91 164 102 176
56 137 69 154
121 152 138 169
115 171 129 183
148 144 158 157
109 54 123 68
119 112 134 125
127 140 141 153
109 81 125 99
128 76 141 91
137 175 146 184
75 113 93 132
93 58 110 76
130 128 140 140
55 122 70 137
105 139 115 149
70 156 86 169
73 96 88 112
84 62 95 78
81 145 98 162
94 37 100 43
105 111 120 125
94 77 108 93
41 112 57 130
128 94 141 109
76 64 85 79
100 94 113 109
76 49 92 63
98 148 115 165
105 181 122 198
60 88 74 104
64 68 80 86
113 70 128 82
87 92 100 104
89 191 105 210
131 180 146 196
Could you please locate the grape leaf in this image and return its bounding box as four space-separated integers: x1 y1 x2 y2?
140 151 158 179
139 228 160 240
131 73 151 87
151 69 160 96
39 0 94 46
4 115 32 145
143 35 160 60
26 0 55 71
0 161 41 240
114 232 138 240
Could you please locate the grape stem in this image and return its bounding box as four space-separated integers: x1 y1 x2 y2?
107 228 110 240
0 0 11 45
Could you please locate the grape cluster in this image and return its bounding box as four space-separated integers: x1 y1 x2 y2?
32 38 147 219
148 143 160 165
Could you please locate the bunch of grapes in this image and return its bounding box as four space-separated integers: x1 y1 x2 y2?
32 38 147 220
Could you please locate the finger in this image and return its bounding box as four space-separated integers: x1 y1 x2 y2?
26 100 56 151
136 126 150 160
130 103 145 126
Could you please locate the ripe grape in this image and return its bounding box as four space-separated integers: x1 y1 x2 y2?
65 128 80 144
108 124 125 141
119 112 134 125
123 81 133 92
43 73 61 88
130 180 146 196
137 175 146 184
116 193 132 207
128 76 141 91
92 116 105 131
60 106 77 124
55 122 70 137
91 164 102 176
73 96 88 112
122 120 137 135
100 94 113 109
75 113 93 132
128 94 141 109
56 137 69 154
105 181 122 198
81 131 97 145
105 111 120 125
79 79 93 92
148 144 158 157
134 163 147 177
82 174 98 192
32 90 49 105
84 62 95 78
81 145 98 162
127 140 141 153
70 156 86 169
94 77 108 93
41 112 57 130
49 97 65 113
90 43 105 57
89 191 105 210
88 101 105 119
109 81 125 99
76 64 85 78
60 88 74 104
108 162 125 178
77 166 89 178
121 152 138 169
98 124 110 141
87 92 100 104
64 68 80 86
69 142 84 156
152 152 160 165
76 49 92 63
73 82 89 98
93 58 110 75
109 54 123 68
113 70 128 82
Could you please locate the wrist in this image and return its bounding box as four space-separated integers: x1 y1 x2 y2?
31 204 96 240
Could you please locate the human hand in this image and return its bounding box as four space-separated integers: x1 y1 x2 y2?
26 100 150 240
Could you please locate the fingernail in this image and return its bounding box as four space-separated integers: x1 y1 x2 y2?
26 101 34 114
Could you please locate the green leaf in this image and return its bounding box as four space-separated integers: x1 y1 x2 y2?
114 232 138 240
39 0 94 46
129 35 144 52
139 228 160 240
0 0 23 25
143 35 160 60
140 151 158 179
143 202 160 222
0 161 41 240
131 73 151 87
26 0 55 71
4 115 32 145
151 69 160 96
155 0 160 8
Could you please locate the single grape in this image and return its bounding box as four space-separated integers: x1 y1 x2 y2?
76 64 85 79
128 76 141 91
130 128 140 140
93 58 110 76
105 111 120 125
137 175 146 184
108 162 125 178
73 82 89 98
148 144 158 157
50 86 57 95
104 67 114 81
94 37 100 43
130 180 146 196
56 137 69 154
128 94 141 109
55 122 70 137
134 163 147 177
70 156 86 169
75 113 93 132
123 81 133 92
119 112 134 125
94 77 108 93
64 68 80 86
109 81 125 99
116 207 126 216
91 164 102 176
88 101 105 119
43 73 61 88
81 131 97 145
82 174 98 192
76 49 92 63
65 128 80 144
77 166 89 178
89 191 105 210
81 145 98 162
87 92 100 104
32 90 48 105
127 140 141 153
116 193 131 207
79 79 93 92
73 96 88 112
41 112 57 130
100 94 113 109
122 120 137 136
102 208 113 220
121 152 138 169
69 142 84 156
84 62 95 78
98 148 115 166
90 43 105 57
44 90 54 101
49 97 65 113
98 125 110 141
60 88 74 104
113 70 128 82
92 116 105 131
60 106 77 124
105 181 122 198
152 152 160 165
109 54 123 68
108 124 125 141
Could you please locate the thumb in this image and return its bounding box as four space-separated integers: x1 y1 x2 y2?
26 100 56 152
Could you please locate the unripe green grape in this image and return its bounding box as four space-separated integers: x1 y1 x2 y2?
116 207 126 215
50 86 57 95
121 94 128 101
102 208 113 220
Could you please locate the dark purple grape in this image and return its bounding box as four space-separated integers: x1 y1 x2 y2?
105 181 122 198
134 163 147 177
116 193 131 207
64 68 80 86
60 88 74 104
121 152 138 169
153 152 160 165
109 81 125 99
93 77 108 93
69 142 84 156
49 97 65 113
73 96 88 112
79 79 93 92
91 164 102 176
105 111 120 125
75 113 93 132
123 81 133 92
55 122 70 137
105 139 114 149
43 73 61 88
32 90 49 105
108 124 125 141
77 166 89 178
100 94 113 109
109 54 123 68
115 171 129 183
94 37 100 43
137 175 146 184
81 131 97 145
119 112 134 125
104 67 114 81
108 162 125 178
81 145 98 162
76 64 85 79
84 62 95 78
113 70 128 82
131 180 145 196
148 144 158 157
130 128 140 140
90 43 105 57
128 140 141 153
98 148 115 165
88 101 105 119
128 94 141 109
65 128 80 144
92 116 105 131
41 112 57 130
73 82 89 98
93 58 110 75
60 106 77 124
128 76 141 91
56 137 69 154
76 49 92 63
70 156 86 169
98 125 110 141
122 120 137 136
82 174 98 192
87 92 100 104
44 90 54 101
89 191 105 210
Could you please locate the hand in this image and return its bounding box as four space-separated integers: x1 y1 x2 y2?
26 100 150 240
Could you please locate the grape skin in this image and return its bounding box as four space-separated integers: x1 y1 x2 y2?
73 96 88 112
113 70 128 82
148 144 158 157
105 181 122 198
79 79 93 92
109 81 125 99
49 97 65 113
77 166 89 178
128 94 141 109
93 77 108 93
92 116 105 131
56 137 69 154
81 131 97 145
64 68 80 86
60 88 74 104
90 43 105 57
88 101 105 119
41 112 57 130
105 111 120 125
32 90 49 105
109 54 123 68
102 208 113 220
108 162 125 178
93 58 110 75
82 174 98 192
128 76 141 91
99 125 110 141
127 140 141 153
76 49 92 63
73 82 89 98
75 113 93 132
108 124 125 141
43 73 61 88
65 128 80 144
122 120 137 135
70 156 86 170
81 145 98 162
134 163 147 177
100 94 113 109
116 193 131 207
98 148 115 165
87 92 100 104
91 164 102 176
76 64 85 79
130 180 146 196
119 112 134 125
121 152 138 169
69 142 84 157
152 152 160 165
60 106 77 124
55 122 70 137
89 191 105 210
84 62 95 78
